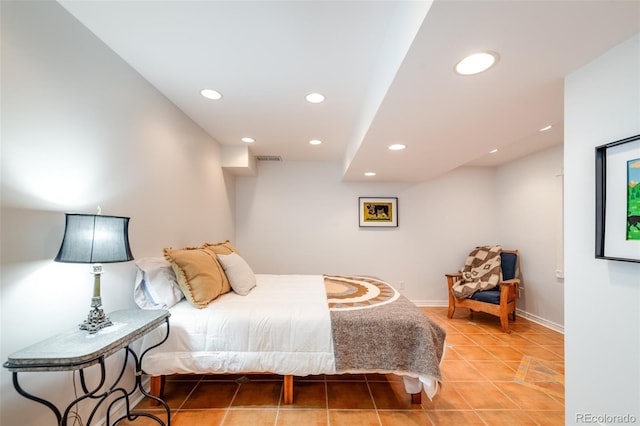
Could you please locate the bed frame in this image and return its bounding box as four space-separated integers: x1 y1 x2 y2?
149 373 422 405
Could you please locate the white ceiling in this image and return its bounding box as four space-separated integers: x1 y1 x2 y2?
58 0 640 182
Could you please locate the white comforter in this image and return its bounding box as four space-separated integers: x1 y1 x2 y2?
140 274 336 376
140 274 440 399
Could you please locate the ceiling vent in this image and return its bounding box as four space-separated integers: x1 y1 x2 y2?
256 155 282 162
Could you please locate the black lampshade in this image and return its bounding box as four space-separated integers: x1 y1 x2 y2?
54 214 134 264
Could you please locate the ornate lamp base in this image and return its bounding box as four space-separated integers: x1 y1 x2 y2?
80 296 113 334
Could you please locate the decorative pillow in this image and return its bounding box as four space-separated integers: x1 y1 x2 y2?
133 257 184 310
163 247 226 308
202 240 239 294
216 252 256 296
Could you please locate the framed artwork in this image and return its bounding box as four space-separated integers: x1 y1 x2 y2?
359 197 398 227
595 134 640 262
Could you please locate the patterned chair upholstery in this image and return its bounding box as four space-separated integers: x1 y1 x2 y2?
445 250 520 333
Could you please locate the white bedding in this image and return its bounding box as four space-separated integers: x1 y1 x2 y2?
140 274 441 399
140 274 335 376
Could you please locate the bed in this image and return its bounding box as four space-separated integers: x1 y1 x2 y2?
134 244 446 404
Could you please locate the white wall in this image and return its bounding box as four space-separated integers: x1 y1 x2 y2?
564 33 640 423
496 145 565 328
236 151 564 323
236 160 499 303
1 2 234 425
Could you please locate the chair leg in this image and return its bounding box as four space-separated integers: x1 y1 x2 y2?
447 303 455 319
500 314 511 333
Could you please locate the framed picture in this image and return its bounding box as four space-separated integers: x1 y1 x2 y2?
359 197 398 227
595 134 640 262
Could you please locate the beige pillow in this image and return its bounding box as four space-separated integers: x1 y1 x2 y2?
203 240 238 255
163 247 225 308
216 252 256 296
202 240 239 294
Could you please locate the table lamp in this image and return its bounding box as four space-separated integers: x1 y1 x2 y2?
54 212 134 333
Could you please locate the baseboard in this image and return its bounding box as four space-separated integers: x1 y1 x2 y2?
412 299 565 334
515 309 564 334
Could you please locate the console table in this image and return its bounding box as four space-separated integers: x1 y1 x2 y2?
3 309 171 426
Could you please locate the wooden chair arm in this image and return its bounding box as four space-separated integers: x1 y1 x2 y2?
500 278 520 287
445 273 462 289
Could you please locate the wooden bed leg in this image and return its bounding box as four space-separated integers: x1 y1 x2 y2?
283 375 294 404
411 392 422 405
149 375 165 407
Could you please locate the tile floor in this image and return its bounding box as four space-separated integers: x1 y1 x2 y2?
125 307 564 425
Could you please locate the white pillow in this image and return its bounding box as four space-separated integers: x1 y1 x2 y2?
216 252 256 296
133 257 184 309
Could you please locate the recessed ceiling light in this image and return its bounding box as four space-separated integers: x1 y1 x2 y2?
489 148 498 154
455 51 499 76
539 125 552 132
309 139 322 145
306 93 325 103
241 137 255 143
364 172 377 177
201 89 223 100
388 144 406 151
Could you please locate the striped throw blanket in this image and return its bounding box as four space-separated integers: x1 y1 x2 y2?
451 246 502 299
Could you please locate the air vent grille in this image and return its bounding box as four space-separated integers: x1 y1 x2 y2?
256 155 282 162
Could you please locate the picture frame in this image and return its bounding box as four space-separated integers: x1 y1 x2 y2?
359 197 398 227
595 134 640 262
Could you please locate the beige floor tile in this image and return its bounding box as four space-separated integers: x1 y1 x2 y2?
138 380 197 409
279 380 326 409
518 345 564 361
450 381 519 410
483 344 525 361
492 332 541 346
426 410 485 425
475 409 538 425
495 382 565 410
522 333 565 345
223 409 277 425
276 409 327 426
172 410 226 426
231 380 282 408
328 409 381 426
447 320 489 334
440 360 483 381
445 333 477 345
465 332 506 346
543 344 565 357
181 381 238 409
469 360 517 381
525 410 565 425
421 383 471 410
327 381 375 409
442 346 464 360
450 345 497 360
368 380 419 410
117 412 171 426
378 410 433 426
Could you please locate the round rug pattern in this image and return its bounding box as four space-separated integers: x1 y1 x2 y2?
324 275 399 311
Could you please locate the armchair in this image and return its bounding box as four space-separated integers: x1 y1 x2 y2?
446 249 520 333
